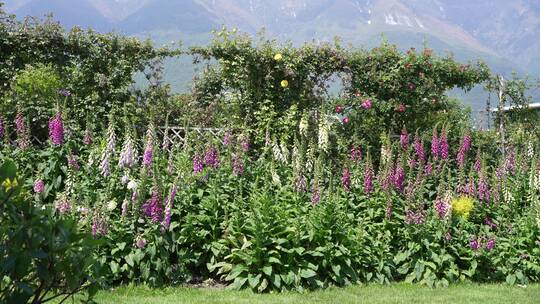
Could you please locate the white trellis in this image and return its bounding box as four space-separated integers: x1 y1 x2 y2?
158 126 225 150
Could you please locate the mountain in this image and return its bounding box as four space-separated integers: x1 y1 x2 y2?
11 0 112 31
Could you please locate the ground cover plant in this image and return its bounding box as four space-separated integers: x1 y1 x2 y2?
1 5 540 303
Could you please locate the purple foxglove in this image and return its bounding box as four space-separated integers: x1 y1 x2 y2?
15 111 30 149
48 112 64 146
393 163 405 192
350 146 362 163
364 160 374 195
161 185 177 231
0 116 4 139
405 209 426 225
34 179 45 194
223 131 232 146
414 134 425 163
192 155 204 174
477 176 490 203
385 202 393 219
434 196 450 219
68 154 80 171
232 155 244 176
83 128 93 145
400 128 409 149
485 238 495 251
474 150 482 173
469 237 481 251
311 183 321 205
142 126 154 168
342 168 351 192
142 190 163 224
204 147 220 169
439 130 449 160
431 129 439 159
119 135 137 168
240 136 250 152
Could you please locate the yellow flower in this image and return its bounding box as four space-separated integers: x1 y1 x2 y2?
281 79 289 88
274 53 283 61
451 196 474 219
2 178 18 192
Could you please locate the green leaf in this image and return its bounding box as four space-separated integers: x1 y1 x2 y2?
272 274 281 288
268 256 282 264
506 274 516 285
248 274 262 288
262 265 272 276
232 277 248 290
258 278 268 292
125 254 134 267
299 269 317 279
110 261 119 274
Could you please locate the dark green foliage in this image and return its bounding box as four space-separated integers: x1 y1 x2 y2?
0 159 101 303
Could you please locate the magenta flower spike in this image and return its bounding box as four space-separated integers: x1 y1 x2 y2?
413 133 425 163
34 179 45 194
431 129 439 159
400 128 409 149
342 167 351 192
48 111 64 146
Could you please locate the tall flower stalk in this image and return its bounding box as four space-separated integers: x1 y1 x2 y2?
142 123 155 169
99 119 116 177
119 130 137 168
15 111 31 149
48 111 64 146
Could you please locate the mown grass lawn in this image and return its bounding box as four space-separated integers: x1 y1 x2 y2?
70 283 540 304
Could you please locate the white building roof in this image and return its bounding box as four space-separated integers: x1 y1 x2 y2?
491 102 540 112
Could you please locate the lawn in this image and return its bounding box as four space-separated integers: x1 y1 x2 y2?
69 283 540 304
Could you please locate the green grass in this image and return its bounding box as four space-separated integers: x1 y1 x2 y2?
67 283 540 304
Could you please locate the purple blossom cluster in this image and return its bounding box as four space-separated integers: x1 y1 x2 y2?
456 133 472 168
350 146 362 163
119 135 137 168
68 154 80 171
161 185 177 231
83 128 93 145
405 209 426 225
439 130 449 160
91 214 108 237
431 129 439 159
204 147 220 169
477 176 490 203
294 175 307 192
342 168 351 192
240 136 250 152
0 116 4 139
143 190 163 224
48 112 64 146
393 163 405 192
192 155 204 174
311 183 320 205
364 162 374 195
55 198 72 214
434 196 450 219
400 128 409 149
232 155 245 176
414 134 425 163
34 179 45 194
15 111 30 149
385 202 393 219
361 99 372 109
223 131 232 146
